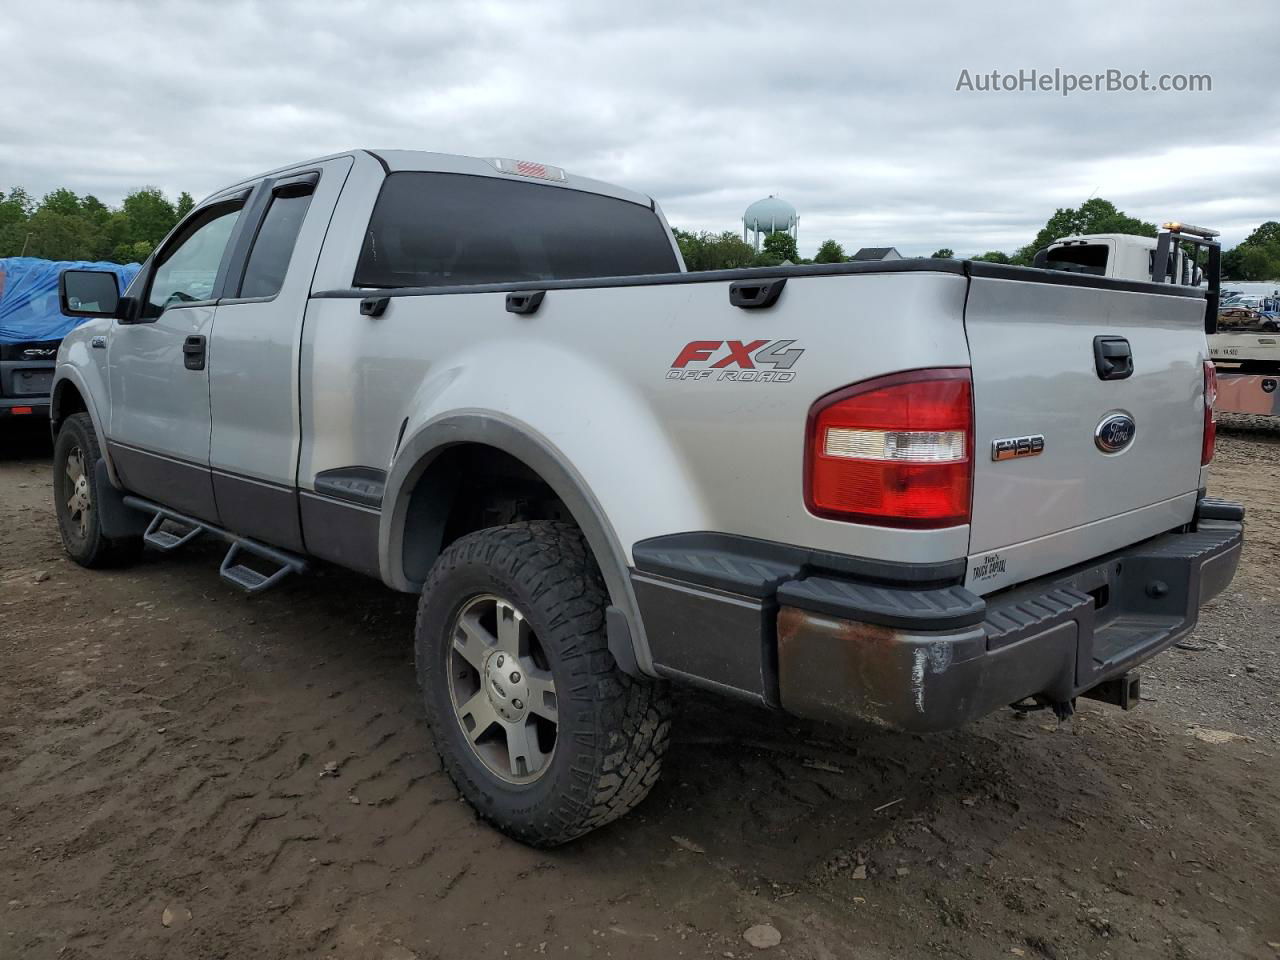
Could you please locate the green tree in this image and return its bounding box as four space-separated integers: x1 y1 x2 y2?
40 188 83 217
1240 221 1280 248
673 228 757 271
0 185 189 262
1017 198 1156 264
175 191 195 219
1223 221 1280 280
120 187 179 250
814 239 846 263
1238 246 1279 281
971 250 1013 263
930 248 954 258
0 188 34 256
21 209 104 261
761 230 798 263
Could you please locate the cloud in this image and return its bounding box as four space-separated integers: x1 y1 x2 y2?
1 0 1276 255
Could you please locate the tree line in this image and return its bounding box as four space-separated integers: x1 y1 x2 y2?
0 186 194 264
676 197 1280 281
3 184 1277 282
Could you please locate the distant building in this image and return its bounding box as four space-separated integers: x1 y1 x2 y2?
743 196 798 251
850 247 902 262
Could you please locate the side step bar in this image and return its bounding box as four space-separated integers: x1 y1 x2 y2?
123 496 307 595
143 512 203 551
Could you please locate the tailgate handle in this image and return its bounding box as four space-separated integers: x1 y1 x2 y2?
359 296 390 318
1093 336 1133 381
505 290 545 315
729 277 786 309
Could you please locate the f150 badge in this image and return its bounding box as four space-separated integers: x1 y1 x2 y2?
667 339 803 382
991 434 1045 461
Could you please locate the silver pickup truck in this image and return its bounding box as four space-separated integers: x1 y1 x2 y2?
50 149 1243 845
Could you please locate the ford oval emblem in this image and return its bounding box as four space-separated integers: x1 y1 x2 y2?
1095 413 1136 453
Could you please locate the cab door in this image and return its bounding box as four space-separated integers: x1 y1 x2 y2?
205 156 352 550
106 193 250 522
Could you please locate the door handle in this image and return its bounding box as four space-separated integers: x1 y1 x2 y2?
1093 336 1133 381
182 335 207 371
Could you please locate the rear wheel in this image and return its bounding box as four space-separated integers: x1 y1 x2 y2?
53 413 143 568
416 521 672 846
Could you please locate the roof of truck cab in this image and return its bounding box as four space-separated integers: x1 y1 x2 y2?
1052 233 1157 247
367 149 654 208
207 149 654 210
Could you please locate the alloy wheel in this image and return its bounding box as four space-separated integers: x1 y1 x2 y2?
446 594 559 784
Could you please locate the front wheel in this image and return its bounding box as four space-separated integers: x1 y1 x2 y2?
52 412 143 568
415 521 672 846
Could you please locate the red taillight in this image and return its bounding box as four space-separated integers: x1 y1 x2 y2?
1202 360 1217 465
10 406 33 415
805 368 973 528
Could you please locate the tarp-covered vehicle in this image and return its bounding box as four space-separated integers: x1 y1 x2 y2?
0 257 139 422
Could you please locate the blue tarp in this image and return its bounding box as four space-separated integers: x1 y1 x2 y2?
0 257 140 344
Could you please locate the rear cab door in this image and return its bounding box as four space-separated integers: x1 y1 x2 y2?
205 155 354 551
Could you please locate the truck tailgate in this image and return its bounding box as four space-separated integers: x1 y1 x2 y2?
963 273 1208 595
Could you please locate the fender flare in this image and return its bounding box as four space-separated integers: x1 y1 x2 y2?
50 368 122 488
379 411 654 676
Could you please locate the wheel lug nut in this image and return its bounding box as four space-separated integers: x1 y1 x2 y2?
510 671 521 683
496 655 504 667
512 699 523 710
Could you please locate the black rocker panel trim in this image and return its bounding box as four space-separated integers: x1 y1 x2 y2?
299 491 382 579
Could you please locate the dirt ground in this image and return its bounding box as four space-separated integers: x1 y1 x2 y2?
1 419 1277 960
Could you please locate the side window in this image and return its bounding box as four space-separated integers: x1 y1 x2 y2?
239 184 315 299
146 203 243 316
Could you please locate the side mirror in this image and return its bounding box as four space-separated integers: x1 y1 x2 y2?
59 269 122 319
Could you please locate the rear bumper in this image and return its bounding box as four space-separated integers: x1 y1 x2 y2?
0 396 51 418
0 358 55 418
632 500 1243 732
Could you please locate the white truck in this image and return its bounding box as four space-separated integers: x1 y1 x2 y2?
50 151 1242 845
1037 225 1280 416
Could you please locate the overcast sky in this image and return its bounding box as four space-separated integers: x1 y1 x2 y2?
1 0 1276 256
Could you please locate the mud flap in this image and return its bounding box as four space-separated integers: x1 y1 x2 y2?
93 460 149 539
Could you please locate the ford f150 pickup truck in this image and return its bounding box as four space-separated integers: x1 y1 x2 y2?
50 150 1243 845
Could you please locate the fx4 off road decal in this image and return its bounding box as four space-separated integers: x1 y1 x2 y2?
667 339 803 382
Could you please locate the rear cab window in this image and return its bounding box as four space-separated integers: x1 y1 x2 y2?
239 180 316 299
1043 243 1110 276
353 172 678 288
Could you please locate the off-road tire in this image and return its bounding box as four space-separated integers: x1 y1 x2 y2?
53 413 143 568
416 520 672 846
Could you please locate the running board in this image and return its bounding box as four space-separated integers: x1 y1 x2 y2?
123 496 307 595
143 513 203 552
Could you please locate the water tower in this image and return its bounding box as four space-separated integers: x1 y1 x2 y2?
743 196 798 251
